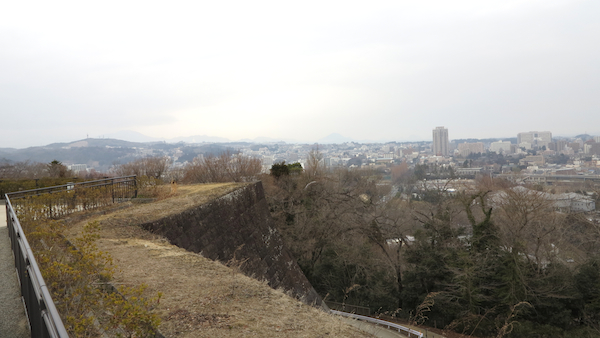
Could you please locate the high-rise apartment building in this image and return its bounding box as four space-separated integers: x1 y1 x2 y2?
457 142 484 157
588 143 600 156
549 140 568 152
432 126 449 156
517 131 552 148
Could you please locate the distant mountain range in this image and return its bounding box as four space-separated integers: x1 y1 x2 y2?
47 130 600 148
104 130 396 145
0 132 397 171
103 130 304 144
317 133 355 144
0 139 141 171
0 138 234 171
103 130 231 144
317 133 402 144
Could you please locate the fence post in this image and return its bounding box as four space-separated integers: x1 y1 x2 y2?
49 191 53 219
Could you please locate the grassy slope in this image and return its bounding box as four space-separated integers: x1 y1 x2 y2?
64 183 375 338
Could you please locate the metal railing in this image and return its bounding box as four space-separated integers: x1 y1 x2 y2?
4 176 138 338
5 198 69 338
0 178 88 200
331 310 424 338
8 176 137 219
325 301 371 316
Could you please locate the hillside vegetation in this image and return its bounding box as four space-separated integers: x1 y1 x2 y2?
260 162 600 338
60 183 375 337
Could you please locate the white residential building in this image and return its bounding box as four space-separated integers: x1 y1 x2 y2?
69 164 87 175
490 141 512 154
457 142 484 157
517 131 552 148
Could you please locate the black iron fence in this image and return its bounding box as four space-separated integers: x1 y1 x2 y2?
5 199 69 338
4 176 138 338
8 176 137 219
0 178 88 200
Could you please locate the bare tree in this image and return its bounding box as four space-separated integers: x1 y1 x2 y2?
492 186 566 269
114 156 171 179
30 162 49 178
364 197 418 309
1 160 52 179
305 146 325 179
182 151 262 183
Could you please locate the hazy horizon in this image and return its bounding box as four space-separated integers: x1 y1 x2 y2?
2 129 598 150
2 1 600 148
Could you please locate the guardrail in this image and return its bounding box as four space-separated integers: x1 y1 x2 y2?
331 310 424 338
4 176 138 338
326 301 371 316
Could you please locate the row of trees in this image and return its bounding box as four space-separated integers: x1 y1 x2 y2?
111 151 263 184
181 151 262 183
0 160 85 197
112 156 171 179
1 159 72 179
2 151 264 194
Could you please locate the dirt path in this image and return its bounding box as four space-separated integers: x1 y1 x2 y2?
0 201 30 338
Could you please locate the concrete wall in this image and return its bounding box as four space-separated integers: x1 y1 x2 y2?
140 182 323 307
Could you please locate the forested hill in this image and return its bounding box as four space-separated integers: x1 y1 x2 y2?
0 138 238 171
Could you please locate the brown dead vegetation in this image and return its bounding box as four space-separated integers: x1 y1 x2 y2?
63 183 375 338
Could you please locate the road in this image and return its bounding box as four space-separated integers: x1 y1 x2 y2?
340 317 408 338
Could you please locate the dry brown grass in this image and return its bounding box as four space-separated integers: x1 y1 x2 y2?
63 183 375 338
133 182 247 222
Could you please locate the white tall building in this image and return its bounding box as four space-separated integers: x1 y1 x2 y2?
432 126 449 156
517 131 552 148
457 142 484 157
69 164 87 174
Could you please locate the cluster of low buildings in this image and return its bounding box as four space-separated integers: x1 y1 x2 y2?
60 127 599 214
490 186 596 213
198 129 600 187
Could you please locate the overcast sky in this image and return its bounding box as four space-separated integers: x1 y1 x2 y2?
1 0 599 148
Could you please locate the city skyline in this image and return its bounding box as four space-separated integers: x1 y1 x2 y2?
3 125 600 174
4 127 600 150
